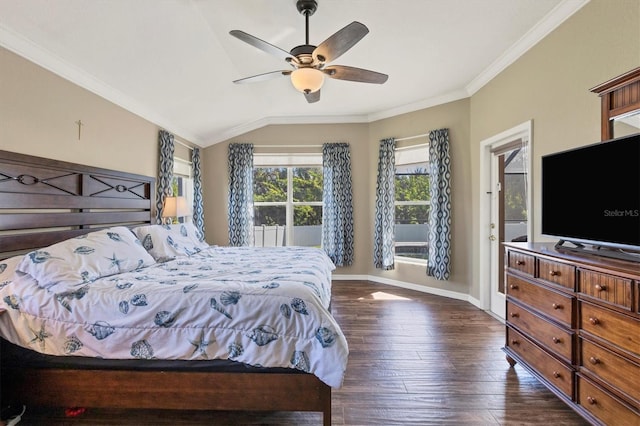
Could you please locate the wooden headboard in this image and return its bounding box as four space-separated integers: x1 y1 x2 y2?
0 150 155 259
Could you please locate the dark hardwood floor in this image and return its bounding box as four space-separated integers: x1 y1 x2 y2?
10 280 589 425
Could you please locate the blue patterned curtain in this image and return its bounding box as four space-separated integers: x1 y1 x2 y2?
373 138 396 270
155 130 175 224
191 147 205 239
228 143 254 246
322 143 354 266
427 129 452 280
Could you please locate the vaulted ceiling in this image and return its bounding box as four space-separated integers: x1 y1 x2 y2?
0 0 589 146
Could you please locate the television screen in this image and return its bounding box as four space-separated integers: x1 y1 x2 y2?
541 133 640 252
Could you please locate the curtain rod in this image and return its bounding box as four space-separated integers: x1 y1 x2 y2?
394 132 430 142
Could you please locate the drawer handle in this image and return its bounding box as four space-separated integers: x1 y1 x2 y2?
552 371 561 379
510 339 519 346
587 396 597 405
594 284 606 292
589 356 600 365
552 303 562 310
509 312 519 318
509 284 519 290
589 317 600 326
549 270 559 276
552 337 562 344
516 260 525 266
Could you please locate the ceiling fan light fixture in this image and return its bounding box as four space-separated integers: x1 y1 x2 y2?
291 68 324 94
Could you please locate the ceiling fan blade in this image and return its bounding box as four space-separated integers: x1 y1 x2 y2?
313 21 369 63
324 65 388 84
304 90 320 103
230 30 294 62
233 70 291 84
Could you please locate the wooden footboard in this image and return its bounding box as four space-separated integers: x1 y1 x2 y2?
2 368 332 425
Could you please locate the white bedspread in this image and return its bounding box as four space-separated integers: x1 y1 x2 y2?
0 246 348 388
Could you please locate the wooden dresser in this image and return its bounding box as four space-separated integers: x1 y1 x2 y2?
503 242 640 425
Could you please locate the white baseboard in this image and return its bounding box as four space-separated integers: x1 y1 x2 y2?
332 274 483 309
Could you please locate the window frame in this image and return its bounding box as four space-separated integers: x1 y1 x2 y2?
253 154 323 247
394 145 430 263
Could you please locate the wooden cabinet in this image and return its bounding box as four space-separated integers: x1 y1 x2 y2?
504 243 640 425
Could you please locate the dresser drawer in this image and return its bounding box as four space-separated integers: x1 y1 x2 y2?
506 301 574 362
579 268 634 312
577 374 640 426
538 258 576 290
507 251 534 276
506 275 574 327
580 302 640 357
580 338 640 406
507 327 573 398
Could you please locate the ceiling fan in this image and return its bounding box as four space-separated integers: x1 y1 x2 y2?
229 0 388 103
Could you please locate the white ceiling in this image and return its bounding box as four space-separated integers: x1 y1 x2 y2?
0 0 589 147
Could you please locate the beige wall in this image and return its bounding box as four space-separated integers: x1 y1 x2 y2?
0 46 194 177
468 0 640 300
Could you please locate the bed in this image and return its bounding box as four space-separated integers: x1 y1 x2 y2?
0 150 346 425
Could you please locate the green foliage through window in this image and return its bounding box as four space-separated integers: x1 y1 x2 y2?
395 168 430 224
253 167 323 227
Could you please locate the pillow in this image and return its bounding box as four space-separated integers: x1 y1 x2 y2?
16 226 156 288
131 223 209 261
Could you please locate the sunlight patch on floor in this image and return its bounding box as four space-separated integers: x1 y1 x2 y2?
360 291 412 301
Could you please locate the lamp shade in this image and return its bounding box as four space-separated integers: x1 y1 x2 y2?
291 68 324 93
162 196 191 218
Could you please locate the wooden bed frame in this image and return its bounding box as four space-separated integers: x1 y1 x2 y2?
0 150 331 425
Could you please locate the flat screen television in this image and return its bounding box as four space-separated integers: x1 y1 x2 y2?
541 132 640 262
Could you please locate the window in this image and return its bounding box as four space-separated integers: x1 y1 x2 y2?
253 154 323 247
394 145 429 260
171 157 193 223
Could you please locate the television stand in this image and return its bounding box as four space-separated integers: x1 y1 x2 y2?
503 242 640 425
554 239 640 263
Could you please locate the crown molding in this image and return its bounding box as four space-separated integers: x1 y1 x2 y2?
366 90 471 123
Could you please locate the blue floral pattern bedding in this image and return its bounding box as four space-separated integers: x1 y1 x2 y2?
0 246 348 388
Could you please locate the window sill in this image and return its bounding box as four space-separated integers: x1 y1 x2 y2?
394 256 427 266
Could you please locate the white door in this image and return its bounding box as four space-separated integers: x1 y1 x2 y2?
479 121 532 321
